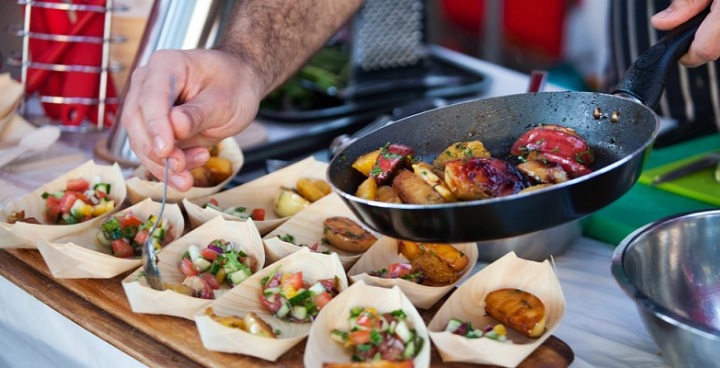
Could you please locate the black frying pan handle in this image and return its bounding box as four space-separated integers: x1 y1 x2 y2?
612 9 709 107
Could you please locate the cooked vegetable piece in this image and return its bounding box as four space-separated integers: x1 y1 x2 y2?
352 149 381 177
323 216 377 253
392 170 445 204
296 178 332 202
444 157 528 200
410 251 458 285
370 144 414 185
516 159 569 184
355 177 377 200
397 240 469 273
538 152 592 178
484 288 547 338
205 156 234 184
375 185 401 203
511 124 594 165
205 308 277 338
412 162 456 202
274 187 310 217
433 140 491 168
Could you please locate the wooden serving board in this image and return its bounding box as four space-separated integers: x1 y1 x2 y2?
0 249 574 368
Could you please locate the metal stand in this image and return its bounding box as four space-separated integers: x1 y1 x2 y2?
5 0 127 131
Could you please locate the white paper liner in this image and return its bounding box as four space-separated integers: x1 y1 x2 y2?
125 137 244 204
0 160 127 249
347 236 478 309
121 216 265 320
304 280 431 368
34 197 184 278
262 192 380 269
427 251 566 367
193 247 348 361
184 156 329 235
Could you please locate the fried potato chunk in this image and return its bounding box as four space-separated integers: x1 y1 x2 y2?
412 162 456 202
484 288 547 338
433 140 491 168
375 185 402 203
323 216 378 253
392 170 445 204
398 240 469 273
411 251 459 285
517 160 569 184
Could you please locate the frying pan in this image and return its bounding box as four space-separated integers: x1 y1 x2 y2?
327 10 708 242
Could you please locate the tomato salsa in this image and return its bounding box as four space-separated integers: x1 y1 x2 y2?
42 177 114 225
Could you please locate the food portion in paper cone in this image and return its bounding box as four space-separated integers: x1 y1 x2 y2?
193 247 348 361
0 160 126 248
262 192 380 269
427 251 565 367
35 197 183 279
0 73 24 138
122 216 265 320
347 236 478 309
184 156 330 235
304 281 431 368
125 137 244 204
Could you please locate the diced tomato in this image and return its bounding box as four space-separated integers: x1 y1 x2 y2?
96 191 109 200
387 262 413 278
313 291 333 309
133 229 149 246
208 198 219 207
198 278 215 299
281 272 304 290
179 258 199 277
200 272 220 290
68 190 89 204
66 178 90 192
355 313 377 328
118 212 143 229
200 247 219 261
45 196 62 223
112 239 134 258
58 192 78 214
348 330 371 345
251 208 265 221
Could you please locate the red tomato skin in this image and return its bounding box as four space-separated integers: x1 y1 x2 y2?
208 198 219 207
349 330 371 345
387 262 412 278
112 239 134 258
180 258 199 277
45 196 62 223
66 178 90 192
58 192 78 214
511 126 594 165
134 230 149 246
251 208 265 221
282 272 304 290
200 248 218 261
200 272 220 290
313 291 333 309
118 212 143 229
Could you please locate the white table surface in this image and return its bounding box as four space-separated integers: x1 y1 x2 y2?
0 48 670 367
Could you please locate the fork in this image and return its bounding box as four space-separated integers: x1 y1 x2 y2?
142 76 175 290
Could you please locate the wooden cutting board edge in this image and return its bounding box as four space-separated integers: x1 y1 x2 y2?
0 249 574 368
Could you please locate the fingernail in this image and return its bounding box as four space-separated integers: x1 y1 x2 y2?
168 157 180 172
169 174 188 189
154 136 167 153
653 8 671 18
194 149 210 164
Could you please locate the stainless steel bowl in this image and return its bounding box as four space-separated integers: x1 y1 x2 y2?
612 209 720 368
476 219 581 262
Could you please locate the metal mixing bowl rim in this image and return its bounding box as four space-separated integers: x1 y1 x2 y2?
611 209 720 341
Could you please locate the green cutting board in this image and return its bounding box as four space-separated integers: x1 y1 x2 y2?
638 151 720 206
582 133 720 245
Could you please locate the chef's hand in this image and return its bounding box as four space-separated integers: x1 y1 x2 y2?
121 48 263 191
651 0 720 67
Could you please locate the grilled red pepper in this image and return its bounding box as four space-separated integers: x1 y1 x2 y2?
370 143 414 185
540 152 593 178
511 125 594 166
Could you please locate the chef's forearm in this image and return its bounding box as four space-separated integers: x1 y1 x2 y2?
216 0 364 96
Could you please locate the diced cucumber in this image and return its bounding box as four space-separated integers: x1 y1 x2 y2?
264 286 280 297
93 183 111 194
187 245 201 262
403 340 416 359
330 329 348 344
229 269 250 285
204 202 222 211
308 281 326 295
276 302 290 319
96 231 111 247
194 257 212 272
445 318 463 333
395 320 412 343
291 305 307 321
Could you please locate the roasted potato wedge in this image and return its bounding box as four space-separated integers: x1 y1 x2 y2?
205 308 276 338
392 170 445 204
323 216 377 253
412 162 456 202
484 288 547 338
411 251 459 285
296 177 331 202
355 177 377 200
375 185 401 203
397 240 469 273
274 187 310 217
323 361 413 368
205 156 233 184
352 149 381 177
432 140 491 168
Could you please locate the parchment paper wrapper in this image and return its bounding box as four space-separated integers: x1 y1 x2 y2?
193 247 348 361
347 237 478 309
262 192 379 269
125 137 244 204
122 216 265 320
0 160 127 249
427 251 565 367
0 73 24 137
304 280 431 368
35 197 184 278
184 156 329 235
